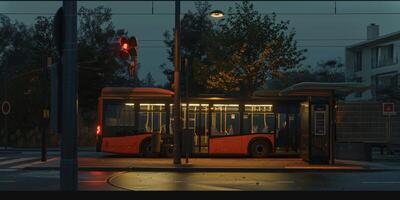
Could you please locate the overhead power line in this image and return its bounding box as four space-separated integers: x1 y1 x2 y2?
3 12 400 16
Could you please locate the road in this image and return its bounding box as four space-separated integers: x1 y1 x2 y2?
107 171 400 191
1 151 400 191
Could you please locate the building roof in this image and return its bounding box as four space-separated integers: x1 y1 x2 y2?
346 30 400 50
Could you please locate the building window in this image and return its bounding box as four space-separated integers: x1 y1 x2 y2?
374 72 399 99
371 45 395 68
376 73 399 89
354 51 362 72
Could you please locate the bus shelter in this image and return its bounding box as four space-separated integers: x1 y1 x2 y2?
265 82 369 164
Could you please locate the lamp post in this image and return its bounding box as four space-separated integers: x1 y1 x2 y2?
172 2 224 164
173 0 182 164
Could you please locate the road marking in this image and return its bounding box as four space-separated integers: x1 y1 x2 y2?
0 157 37 166
0 180 16 183
0 169 17 172
362 181 400 184
11 157 58 169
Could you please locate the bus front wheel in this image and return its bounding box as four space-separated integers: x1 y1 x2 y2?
250 140 271 158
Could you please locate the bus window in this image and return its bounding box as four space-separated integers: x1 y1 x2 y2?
210 104 240 136
103 102 135 136
138 104 166 133
243 104 275 134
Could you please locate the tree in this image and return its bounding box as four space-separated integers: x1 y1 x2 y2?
205 1 307 95
142 72 156 87
161 1 306 96
0 7 135 146
161 1 214 95
77 6 134 116
266 58 346 90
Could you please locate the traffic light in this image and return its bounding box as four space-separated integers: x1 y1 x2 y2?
118 36 138 77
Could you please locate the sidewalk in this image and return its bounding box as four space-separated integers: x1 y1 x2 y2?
24 156 397 172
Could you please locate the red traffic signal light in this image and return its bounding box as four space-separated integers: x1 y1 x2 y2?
119 36 137 52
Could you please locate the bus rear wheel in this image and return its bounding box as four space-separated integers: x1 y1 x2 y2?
250 140 271 158
140 139 152 157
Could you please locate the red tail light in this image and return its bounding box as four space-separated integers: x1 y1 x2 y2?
96 125 102 135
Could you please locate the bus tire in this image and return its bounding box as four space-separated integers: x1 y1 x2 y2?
140 139 152 157
249 140 271 158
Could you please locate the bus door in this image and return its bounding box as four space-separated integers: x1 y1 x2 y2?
183 104 209 154
276 104 300 152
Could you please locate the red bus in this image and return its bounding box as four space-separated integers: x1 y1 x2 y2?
96 87 302 157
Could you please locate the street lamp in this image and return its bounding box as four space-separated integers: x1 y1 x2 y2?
210 10 225 18
173 0 182 165
173 1 224 165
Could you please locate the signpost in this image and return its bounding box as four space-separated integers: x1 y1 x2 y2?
1 101 10 150
383 103 396 148
1 101 10 116
383 103 396 116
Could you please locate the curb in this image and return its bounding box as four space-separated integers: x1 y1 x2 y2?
23 166 393 173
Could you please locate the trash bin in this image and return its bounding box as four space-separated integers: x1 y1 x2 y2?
182 129 194 155
151 132 161 153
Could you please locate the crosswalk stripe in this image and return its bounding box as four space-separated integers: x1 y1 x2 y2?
0 157 37 166
0 157 9 161
11 157 59 169
0 169 18 172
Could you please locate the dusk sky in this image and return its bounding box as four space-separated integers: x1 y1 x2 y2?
1 1 400 84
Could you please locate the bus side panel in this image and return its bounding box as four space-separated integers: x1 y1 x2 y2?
209 134 275 155
209 136 243 154
101 134 151 154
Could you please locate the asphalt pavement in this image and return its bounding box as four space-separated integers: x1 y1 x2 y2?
0 150 400 191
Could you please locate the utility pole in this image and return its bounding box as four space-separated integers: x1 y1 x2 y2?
4 60 8 150
60 0 78 190
41 56 51 162
173 0 182 165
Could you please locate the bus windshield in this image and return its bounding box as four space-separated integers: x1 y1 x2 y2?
103 102 136 137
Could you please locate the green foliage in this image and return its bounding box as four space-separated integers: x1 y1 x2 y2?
161 1 214 95
266 58 346 90
162 1 307 96
142 72 156 87
0 7 135 147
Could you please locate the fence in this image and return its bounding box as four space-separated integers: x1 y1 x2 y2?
336 101 400 144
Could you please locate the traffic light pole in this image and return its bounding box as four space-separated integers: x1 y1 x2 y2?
173 0 182 165
41 56 51 162
4 63 8 150
60 0 78 191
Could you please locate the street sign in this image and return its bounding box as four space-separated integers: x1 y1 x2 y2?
43 109 50 119
1 101 11 115
383 103 396 115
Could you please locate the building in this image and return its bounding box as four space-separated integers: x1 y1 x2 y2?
345 23 400 101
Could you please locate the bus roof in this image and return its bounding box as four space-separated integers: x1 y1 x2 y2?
101 87 174 98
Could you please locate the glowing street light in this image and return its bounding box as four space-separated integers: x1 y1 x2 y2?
210 10 225 18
